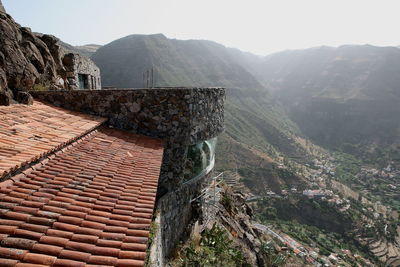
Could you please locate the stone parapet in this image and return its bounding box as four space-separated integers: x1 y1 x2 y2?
31 88 224 145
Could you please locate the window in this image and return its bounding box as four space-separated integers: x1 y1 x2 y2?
183 137 217 182
78 74 89 89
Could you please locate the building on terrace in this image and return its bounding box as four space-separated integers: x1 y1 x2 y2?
0 87 225 266
62 53 101 90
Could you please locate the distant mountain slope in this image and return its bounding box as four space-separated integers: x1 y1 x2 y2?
59 41 101 57
91 34 266 91
256 45 400 162
74 44 101 57
261 45 400 101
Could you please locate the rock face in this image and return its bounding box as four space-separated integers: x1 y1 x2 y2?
0 9 102 105
16 91 33 105
0 10 67 105
0 88 12 105
0 0 5 13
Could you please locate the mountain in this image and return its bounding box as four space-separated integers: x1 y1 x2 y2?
255 45 400 164
91 33 311 193
59 41 101 57
92 34 266 91
74 44 101 57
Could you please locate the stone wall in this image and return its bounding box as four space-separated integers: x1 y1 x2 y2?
31 88 225 191
62 53 101 89
148 171 215 266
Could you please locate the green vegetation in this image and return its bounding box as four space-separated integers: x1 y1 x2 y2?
145 219 159 267
258 219 381 266
277 220 343 255
334 152 400 212
260 241 287 266
334 152 361 184
31 83 50 91
254 192 396 266
174 224 250 267
256 196 354 234
220 191 233 214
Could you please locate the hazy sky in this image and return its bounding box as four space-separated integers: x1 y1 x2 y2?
3 0 400 55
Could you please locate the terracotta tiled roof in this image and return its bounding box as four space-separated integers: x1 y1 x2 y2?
0 125 164 265
0 102 107 179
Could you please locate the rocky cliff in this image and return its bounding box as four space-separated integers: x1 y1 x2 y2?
0 8 68 105
0 1 5 13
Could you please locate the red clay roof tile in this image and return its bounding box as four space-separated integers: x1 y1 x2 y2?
32 243 63 256
0 123 164 267
0 101 164 267
53 258 85 267
23 252 57 265
59 249 91 262
116 259 144 267
0 247 28 260
0 102 107 179
1 237 36 250
0 258 20 266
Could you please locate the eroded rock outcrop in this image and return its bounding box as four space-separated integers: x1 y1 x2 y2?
0 8 67 105
0 1 5 13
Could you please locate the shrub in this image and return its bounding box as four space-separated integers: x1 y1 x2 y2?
176 224 250 267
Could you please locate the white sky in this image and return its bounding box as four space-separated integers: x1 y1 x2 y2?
3 0 400 55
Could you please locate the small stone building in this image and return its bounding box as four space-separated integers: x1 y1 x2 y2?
62 53 101 90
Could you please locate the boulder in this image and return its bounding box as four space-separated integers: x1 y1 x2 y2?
0 88 13 105
16 91 33 105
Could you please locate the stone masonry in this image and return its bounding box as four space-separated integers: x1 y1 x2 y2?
63 53 101 89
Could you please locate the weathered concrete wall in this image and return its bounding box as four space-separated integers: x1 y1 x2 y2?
62 53 101 89
31 88 225 191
